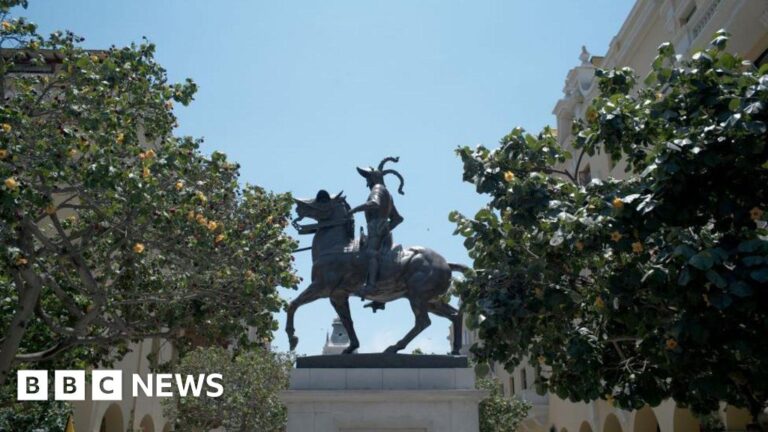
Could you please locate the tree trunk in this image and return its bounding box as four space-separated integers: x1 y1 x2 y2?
0 272 42 388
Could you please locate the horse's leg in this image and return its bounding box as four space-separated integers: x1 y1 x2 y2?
428 300 462 355
384 298 431 354
286 282 328 351
330 294 360 354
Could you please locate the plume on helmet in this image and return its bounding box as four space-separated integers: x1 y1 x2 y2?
356 156 405 195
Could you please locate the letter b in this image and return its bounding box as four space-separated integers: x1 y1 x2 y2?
55 370 85 400
17 370 48 401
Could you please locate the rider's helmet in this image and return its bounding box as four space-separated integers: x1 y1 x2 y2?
356 156 405 194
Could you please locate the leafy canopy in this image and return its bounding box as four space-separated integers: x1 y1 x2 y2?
162 346 292 432
477 376 531 432
453 31 768 418
0 0 297 400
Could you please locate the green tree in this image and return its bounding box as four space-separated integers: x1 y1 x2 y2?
452 31 768 421
162 346 292 432
477 377 531 432
0 0 297 403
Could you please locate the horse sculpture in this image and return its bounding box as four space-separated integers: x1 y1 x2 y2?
285 190 466 354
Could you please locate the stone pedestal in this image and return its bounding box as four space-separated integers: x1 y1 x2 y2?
280 354 487 432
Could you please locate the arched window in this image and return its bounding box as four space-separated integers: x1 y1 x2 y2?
603 414 623 432
634 406 660 432
725 405 751 432
99 403 124 432
139 414 155 432
520 368 528 390
578 421 593 432
673 407 700 432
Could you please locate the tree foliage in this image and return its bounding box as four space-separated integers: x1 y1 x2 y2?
477 376 531 432
453 32 768 418
0 0 298 403
162 346 292 432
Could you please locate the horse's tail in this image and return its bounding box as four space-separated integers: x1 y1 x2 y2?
449 263 470 273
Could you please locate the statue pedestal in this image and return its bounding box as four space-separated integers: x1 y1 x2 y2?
280 354 487 432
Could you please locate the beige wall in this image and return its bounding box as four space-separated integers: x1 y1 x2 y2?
71 338 174 432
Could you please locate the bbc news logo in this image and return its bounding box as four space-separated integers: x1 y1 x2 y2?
17 370 223 401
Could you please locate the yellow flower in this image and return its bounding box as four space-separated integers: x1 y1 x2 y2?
750 207 764 221
138 152 147 160
4 177 18 190
586 107 598 123
145 149 156 159
116 132 125 144
15 256 28 266
537 355 546 364
605 394 615 406
215 234 225 244
245 270 256 280
68 148 78 158
196 191 207 203
665 338 678 350
1 21 11 31
44 204 57 215
612 197 624 209
1 123 11 133
142 166 150 179
164 100 173 110
0 149 8 159
575 241 584 251
187 210 196 221
631 242 644 253
503 171 515 182
90 54 100 63
207 220 218 231
533 287 543 298
132 243 145 254
610 231 622 242
655 91 664 101
175 181 184 191
28 40 38 50
196 214 208 226
594 296 605 310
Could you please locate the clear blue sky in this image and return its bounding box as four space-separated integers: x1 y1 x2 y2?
27 0 635 355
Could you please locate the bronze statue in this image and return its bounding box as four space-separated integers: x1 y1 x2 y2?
286 157 466 355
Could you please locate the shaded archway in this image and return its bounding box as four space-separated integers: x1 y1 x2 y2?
99 403 124 432
604 414 623 432
673 407 700 432
561 428 568 432
139 414 155 432
725 405 751 431
634 406 660 432
578 421 593 432
162 422 172 432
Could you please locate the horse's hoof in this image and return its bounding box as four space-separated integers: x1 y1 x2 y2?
383 345 400 354
289 335 299 351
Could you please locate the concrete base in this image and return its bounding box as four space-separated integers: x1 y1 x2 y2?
281 363 487 432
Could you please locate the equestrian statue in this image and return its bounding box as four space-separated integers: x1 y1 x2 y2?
286 157 466 355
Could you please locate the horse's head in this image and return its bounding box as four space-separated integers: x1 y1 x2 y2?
293 190 352 236
294 190 347 221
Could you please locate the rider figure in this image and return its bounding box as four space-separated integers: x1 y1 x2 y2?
350 157 405 300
